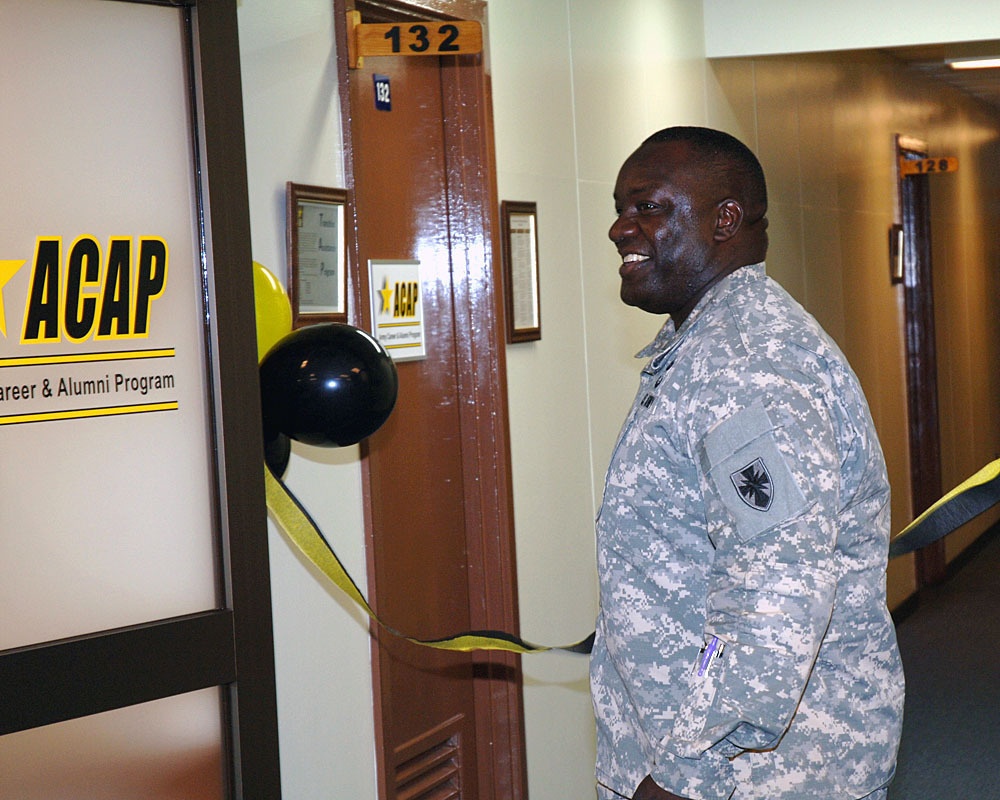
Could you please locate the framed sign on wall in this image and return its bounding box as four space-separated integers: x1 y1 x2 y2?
500 200 541 343
286 182 348 327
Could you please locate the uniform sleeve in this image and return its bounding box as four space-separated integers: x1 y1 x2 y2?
664 392 840 762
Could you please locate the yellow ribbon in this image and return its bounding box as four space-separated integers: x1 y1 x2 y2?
264 466 594 654
266 456 1000 653
888 456 1000 558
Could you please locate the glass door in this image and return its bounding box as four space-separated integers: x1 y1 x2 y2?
0 1 279 796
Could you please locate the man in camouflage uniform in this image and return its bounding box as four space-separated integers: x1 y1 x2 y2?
591 127 904 800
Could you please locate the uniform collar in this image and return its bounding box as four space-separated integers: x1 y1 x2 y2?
636 261 766 360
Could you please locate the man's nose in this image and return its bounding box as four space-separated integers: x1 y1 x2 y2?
609 213 636 243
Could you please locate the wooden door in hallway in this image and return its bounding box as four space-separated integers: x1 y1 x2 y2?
898 136 946 586
339 2 526 798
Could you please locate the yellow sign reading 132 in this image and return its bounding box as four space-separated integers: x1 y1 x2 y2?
347 12 482 68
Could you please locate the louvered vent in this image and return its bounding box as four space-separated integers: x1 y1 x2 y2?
394 715 464 800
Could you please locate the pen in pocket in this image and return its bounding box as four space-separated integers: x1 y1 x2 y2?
697 635 725 677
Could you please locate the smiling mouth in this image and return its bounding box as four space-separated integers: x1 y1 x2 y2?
619 252 650 277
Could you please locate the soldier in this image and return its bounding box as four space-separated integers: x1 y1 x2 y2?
591 127 904 800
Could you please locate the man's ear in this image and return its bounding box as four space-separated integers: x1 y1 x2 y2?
713 199 744 242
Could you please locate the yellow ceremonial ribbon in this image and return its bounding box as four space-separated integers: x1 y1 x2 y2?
892 457 1000 540
264 466 593 654
266 456 1000 654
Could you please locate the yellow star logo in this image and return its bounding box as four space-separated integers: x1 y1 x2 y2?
379 277 394 314
0 260 26 338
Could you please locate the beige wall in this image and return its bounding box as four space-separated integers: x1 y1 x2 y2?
239 3 378 799
703 0 1000 56
7 2 999 799
235 1 1000 797
490 2 712 796
706 50 1000 604
495 8 1000 795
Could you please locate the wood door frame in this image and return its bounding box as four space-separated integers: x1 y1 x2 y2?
897 134 947 586
333 1 527 798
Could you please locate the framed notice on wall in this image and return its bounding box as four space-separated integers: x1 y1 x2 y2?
286 182 348 326
500 201 541 343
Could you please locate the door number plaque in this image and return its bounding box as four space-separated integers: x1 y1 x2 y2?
899 156 959 177
347 11 482 69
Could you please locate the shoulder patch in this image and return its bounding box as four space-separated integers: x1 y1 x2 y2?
731 457 773 511
699 401 809 542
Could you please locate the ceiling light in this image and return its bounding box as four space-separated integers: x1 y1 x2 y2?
946 57 1000 70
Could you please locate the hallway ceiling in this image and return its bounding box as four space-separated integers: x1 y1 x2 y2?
883 41 1000 112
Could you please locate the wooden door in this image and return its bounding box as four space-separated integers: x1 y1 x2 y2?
898 136 947 586
338 3 526 799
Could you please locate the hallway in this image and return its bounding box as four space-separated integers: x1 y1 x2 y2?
889 524 1000 799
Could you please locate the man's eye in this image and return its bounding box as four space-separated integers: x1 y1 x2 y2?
637 202 659 213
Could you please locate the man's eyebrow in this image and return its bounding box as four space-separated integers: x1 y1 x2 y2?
615 183 663 201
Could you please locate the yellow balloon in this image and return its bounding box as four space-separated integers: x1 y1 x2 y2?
253 261 293 362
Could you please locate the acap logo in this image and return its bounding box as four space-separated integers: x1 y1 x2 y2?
0 235 168 344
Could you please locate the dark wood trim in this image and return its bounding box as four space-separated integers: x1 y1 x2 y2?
189 2 282 796
349 0 484 22
897 136 947 586
0 611 235 736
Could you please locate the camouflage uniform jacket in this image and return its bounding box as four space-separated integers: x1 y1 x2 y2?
591 263 904 800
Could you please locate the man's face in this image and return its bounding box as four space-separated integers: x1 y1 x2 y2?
609 141 724 319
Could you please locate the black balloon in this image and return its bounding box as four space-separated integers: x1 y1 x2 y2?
263 428 291 477
260 323 398 448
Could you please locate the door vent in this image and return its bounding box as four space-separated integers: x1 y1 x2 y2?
394 714 464 800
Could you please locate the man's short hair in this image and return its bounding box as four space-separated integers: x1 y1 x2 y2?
643 126 767 217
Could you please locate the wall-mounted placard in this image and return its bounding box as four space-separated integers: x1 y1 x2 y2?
286 182 348 327
369 259 426 361
346 11 483 69
898 156 958 176
500 200 541 343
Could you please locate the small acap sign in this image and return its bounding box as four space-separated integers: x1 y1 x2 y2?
369 259 426 361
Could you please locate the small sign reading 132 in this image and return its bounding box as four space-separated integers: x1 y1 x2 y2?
374 74 391 111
